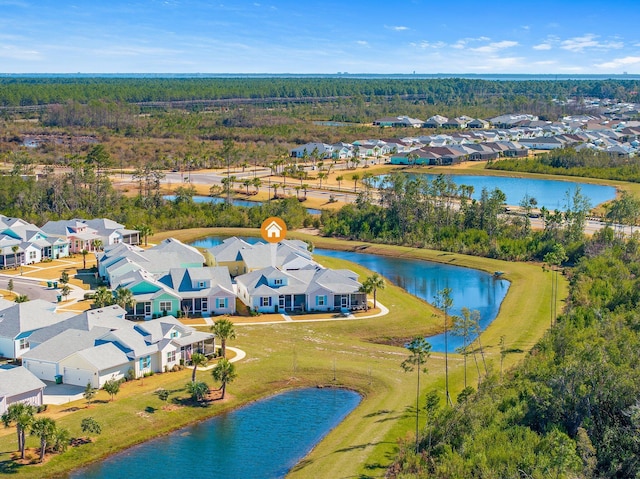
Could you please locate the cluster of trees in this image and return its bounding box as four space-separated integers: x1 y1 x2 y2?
0 146 314 232
1 77 639 108
321 173 592 262
389 230 640 478
488 147 640 183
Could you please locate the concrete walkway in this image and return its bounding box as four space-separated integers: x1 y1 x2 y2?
237 300 389 326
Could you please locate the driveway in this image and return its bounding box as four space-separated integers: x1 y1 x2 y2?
42 381 85 405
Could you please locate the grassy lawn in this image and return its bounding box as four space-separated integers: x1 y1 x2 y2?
0 228 565 478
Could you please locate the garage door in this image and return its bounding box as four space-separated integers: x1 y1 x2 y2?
24 360 57 382
63 367 95 387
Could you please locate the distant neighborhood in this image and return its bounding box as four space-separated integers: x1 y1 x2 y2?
290 103 640 165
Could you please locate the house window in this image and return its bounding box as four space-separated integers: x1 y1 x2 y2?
29 251 36 260
274 279 283 285
198 281 205 288
202 298 208 311
159 301 172 312
139 356 151 370
260 297 272 307
167 351 176 363
19 338 29 350
170 330 179 339
216 298 228 309
316 295 327 306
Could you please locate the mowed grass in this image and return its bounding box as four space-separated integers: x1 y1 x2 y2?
0 228 565 478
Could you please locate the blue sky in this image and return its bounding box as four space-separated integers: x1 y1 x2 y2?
1 0 640 74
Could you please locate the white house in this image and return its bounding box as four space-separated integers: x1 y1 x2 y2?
0 367 46 415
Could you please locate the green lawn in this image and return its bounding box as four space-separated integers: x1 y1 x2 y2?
0 228 565 478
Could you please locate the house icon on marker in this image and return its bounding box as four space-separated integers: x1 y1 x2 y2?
261 216 287 243
265 220 283 239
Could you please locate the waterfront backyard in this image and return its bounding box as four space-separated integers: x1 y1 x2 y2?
0 228 564 478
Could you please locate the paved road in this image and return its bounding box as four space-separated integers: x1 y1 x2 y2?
0 276 59 301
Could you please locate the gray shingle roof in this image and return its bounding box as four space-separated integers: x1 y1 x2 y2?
0 366 46 398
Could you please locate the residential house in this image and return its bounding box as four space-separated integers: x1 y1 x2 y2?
0 299 74 360
289 142 333 160
0 367 46 415
0 216 69 266
235 266 366 314
158 267 236 316
21 314 214 388
79 219 140 246
373 116 424 128
467 118 490 129
423 115 448 129
114 270 182 319
40 219 101 254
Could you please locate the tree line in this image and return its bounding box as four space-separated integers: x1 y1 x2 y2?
389 229 640 478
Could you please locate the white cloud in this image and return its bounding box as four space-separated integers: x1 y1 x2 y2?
533 43 552 51
561 34 623 52
595 56 640 69
451 36 490 49
0 44 41 60
356 40 369 47
386 25 409 31
410 41 446 50
471 40 519 53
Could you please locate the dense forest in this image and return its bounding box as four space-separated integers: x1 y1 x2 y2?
389 231 640 478
1 77 639 107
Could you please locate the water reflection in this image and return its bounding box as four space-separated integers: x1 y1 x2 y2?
70 388 361 479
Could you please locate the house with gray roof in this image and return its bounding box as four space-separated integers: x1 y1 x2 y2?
158 267 236 316
235 266 366 314
21 314 214 388
0 366 46 415
79 218 139 246
0 299 74 360
0 215 69 266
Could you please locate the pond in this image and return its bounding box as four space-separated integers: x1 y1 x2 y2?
193 237 509 353
377 173 616 210
163 195 322 215
315 249 509 352
70 388 361 479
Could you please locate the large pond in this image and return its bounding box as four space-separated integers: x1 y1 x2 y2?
193 237 509 352
70 388 361 479
377 173 616 210
163 195 322 215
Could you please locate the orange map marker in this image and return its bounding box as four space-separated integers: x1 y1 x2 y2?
261 217 287 243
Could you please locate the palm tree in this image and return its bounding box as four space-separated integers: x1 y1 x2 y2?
336 175 344 191
186 381 209 402
212 358 237 399
81 249 88 269
30 417 57 463
115 287 135 313
401 337 431 453
135 224 152 247
362 273 385 309
251 177 261 194
210 318 236 358
242 179 251 195
11 244 19 268
190 352 208 382
91 238 103 252
2 403 36 459
93 286 113 308
351 173 360 193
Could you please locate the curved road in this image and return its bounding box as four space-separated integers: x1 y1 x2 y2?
0 276 60 302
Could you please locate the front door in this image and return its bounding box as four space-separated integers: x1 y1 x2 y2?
341 295 348 308
279 296 286 310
